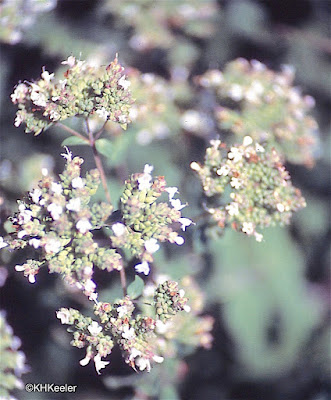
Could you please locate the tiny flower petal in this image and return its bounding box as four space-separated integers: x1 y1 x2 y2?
88 321 102 336
135 261 150 275
94 353 110 375
112 223 126 237
178 217 193 231
76 219 92 234
72 177 84 189
144 238 159 254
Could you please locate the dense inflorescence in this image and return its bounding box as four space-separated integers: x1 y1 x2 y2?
57 285 189 374
0 312 28 399
191 137 306 241
111 164 193 275
196 58 319 167
11 55 133 135
4 150 117 300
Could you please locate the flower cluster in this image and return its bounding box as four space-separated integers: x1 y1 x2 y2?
11 55 133 135
191 137 306 241
196 58 319 166
152 276 214 351
124 70 181 145
153 280 190 323
0 0 56 45
111 164 193 275
0 312 28 399
57 289 190 374
103 0 218 51
4 150 120 300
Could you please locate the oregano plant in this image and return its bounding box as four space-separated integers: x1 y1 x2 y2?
0 54 318 398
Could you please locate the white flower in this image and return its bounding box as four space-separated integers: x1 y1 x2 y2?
242 222 254 235
15 264 25 272
51 182 63 194
47 203 63 220
84 279 96 293
230 177 242 189
17 230 26 239
225 202 239 216
96 108 109 120
276 203 285 212
44 237 61 254
129 347 142 360
243 136 253 147
135 261 150 275
76 219 92 234
190 161 201 172
216 165 230 176
42 168 48 176
254 232 263 242
79 352 92 367
0 237 8 249
14 114 23 127
117 305 129 318
88 321 102 336
28 274 36 284
18 204 33 223
144 238 159 254
136 357 151 372
122 326 135 340
29 238 41 249
138 164 153 191
178 217 193 231
112 223 126 237
228 147 243 163
30 88 47 107
118 75 131 90
170 198 186 211
165 187 178 200
94 353 110 375
72 177 84 189
174 236 185 245
41 69 54 83
153 355 164 364
255 143 265 153
30 188 42 204
66 198 81 212
62 56 76 68
61 146 72 161
229 84 243 101
56 308 71 324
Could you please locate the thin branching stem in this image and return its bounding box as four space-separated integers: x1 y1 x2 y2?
56 122 89 143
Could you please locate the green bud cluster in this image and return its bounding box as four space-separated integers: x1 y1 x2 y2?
196 58 319 167
153 280 189 323
191 137 306 241
4 151 122 299
104 0 218 50
11 55 133 135
0 312 28 398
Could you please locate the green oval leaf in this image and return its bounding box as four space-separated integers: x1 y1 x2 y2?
61 136 88 146
95 138 113 159
127 275 144 300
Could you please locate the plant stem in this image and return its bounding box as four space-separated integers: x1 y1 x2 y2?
56 122 89 143
94 120 108 141
86 120 112 204
119 268 127 296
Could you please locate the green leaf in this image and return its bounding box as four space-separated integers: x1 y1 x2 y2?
61 136 88 146
95 138 113 159
127 276 144 300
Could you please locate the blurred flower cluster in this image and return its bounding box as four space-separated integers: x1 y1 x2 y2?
191 136 306 241
11 55 133 135
111 164 193 276
103 0 218 52
57 281 189 374
196 58 319 166
0 312 28 399
0 0 56 44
